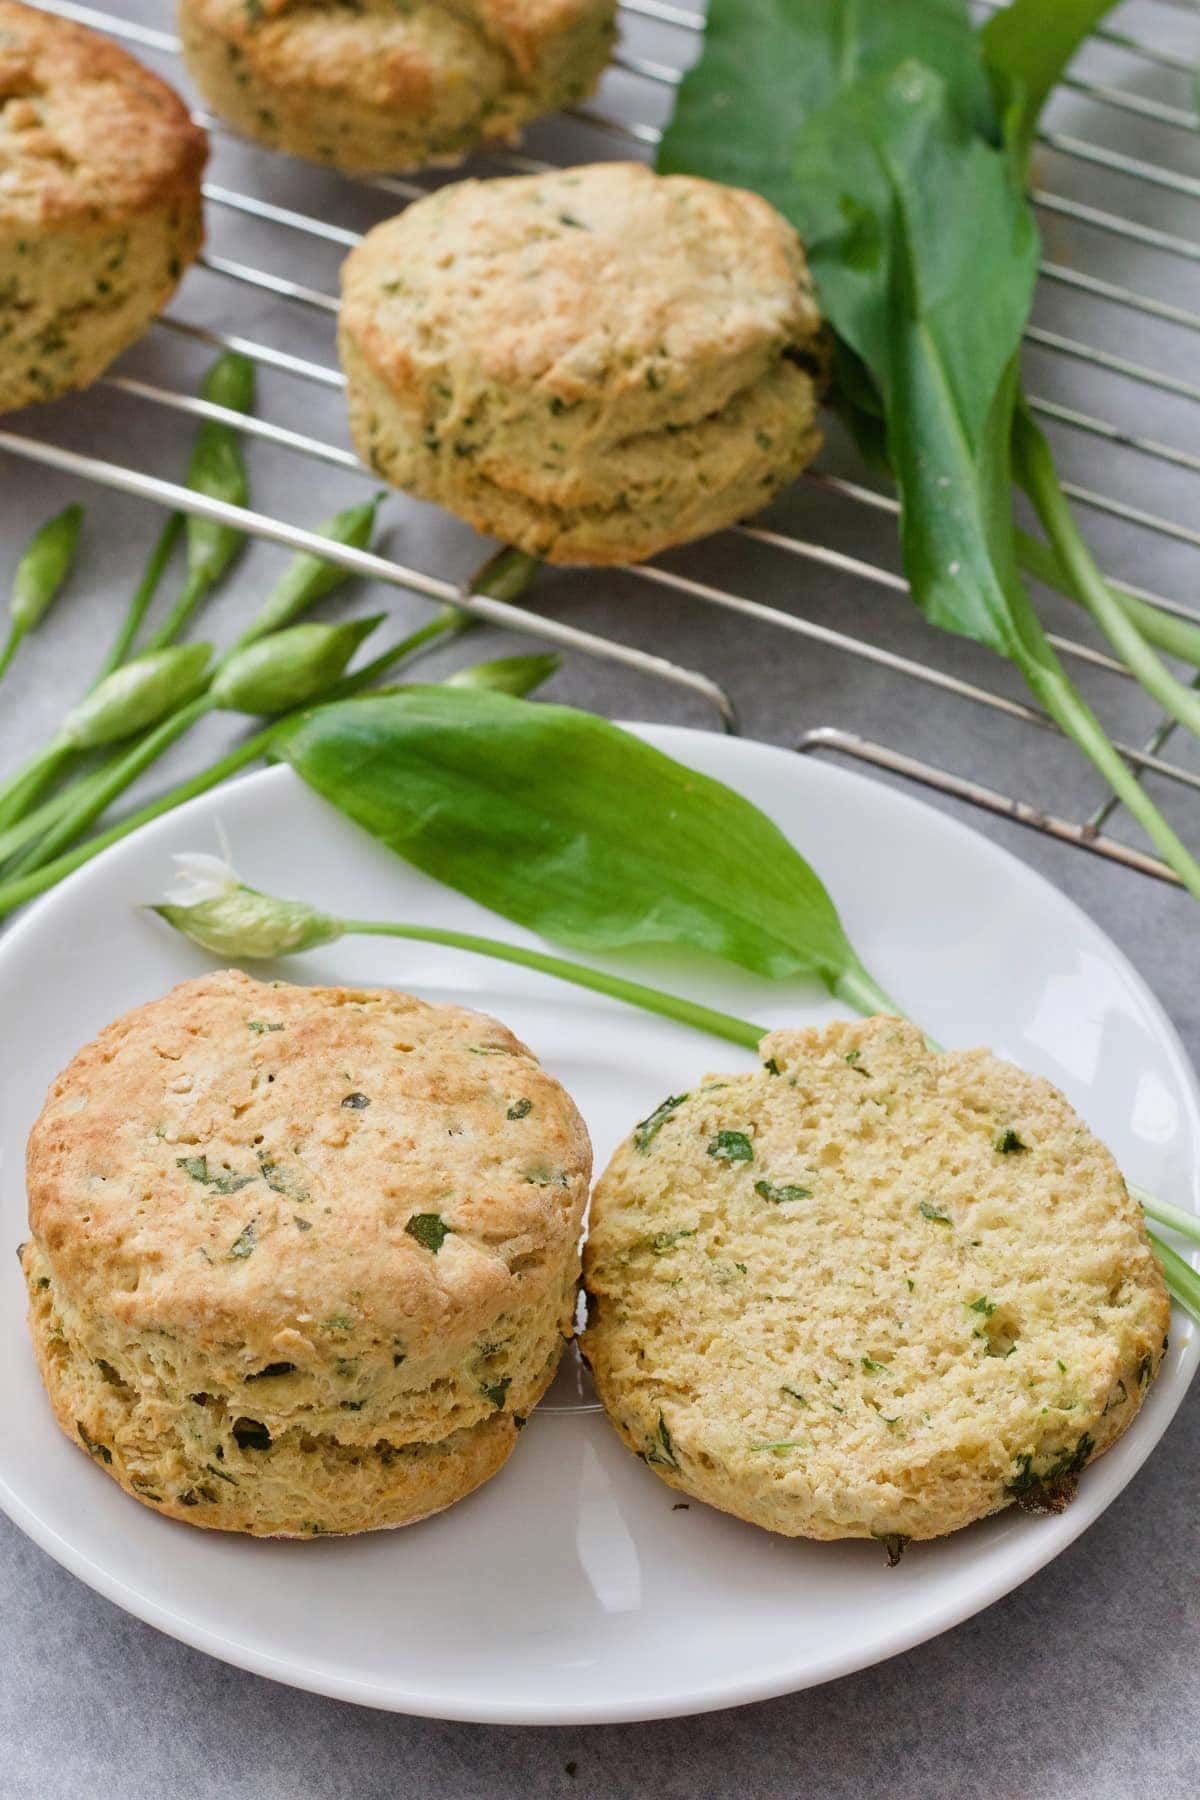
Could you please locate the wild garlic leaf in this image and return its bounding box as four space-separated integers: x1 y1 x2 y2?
657 0 993 216
789 63 1040 663
980 0 1122 170
276 688 895 1014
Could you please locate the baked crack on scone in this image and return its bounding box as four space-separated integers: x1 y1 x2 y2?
21 971 591 1536
338 162 827 564
583 1017 1169 1549
178 0 617 174
0 1 206 413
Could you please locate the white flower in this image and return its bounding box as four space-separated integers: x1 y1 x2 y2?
149 833 343 960
163 850 241 907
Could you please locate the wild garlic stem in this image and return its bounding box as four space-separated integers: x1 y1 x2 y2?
0 761 113 868
0 723 277 916
0 622 20 688
0 735 74 836
1148 1233 1200 1323
1016 651 1200 902
346 920 767 1049
1016 531 1200 673
1016 413 1200 743
8 695 215 877
0 614 486 911
1132 1185 1200 1251
95 514 184 680
143 564 214 653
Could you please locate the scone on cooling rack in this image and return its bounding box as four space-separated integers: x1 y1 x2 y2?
177 0 617 175
20 970 591 1536
583 1017 1169 1551
338 162 828 564
0 0 206 414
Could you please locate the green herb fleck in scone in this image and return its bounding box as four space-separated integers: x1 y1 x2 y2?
21 970 590 1536
338 163 827 564
178 0 617 175
583 1017 1169 1549
0 1 206 414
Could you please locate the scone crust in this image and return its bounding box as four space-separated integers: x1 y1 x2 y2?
178 0 616 173
339 163 826 563
23 970 591 1534
0 0 205 410
583 1017 1170 1545
0 1 206 228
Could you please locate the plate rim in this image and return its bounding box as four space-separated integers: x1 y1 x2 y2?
0 724 1195 1724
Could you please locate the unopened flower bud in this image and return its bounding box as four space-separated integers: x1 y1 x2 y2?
63 643 212 748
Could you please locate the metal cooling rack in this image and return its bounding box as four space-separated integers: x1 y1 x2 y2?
2 0 1198 886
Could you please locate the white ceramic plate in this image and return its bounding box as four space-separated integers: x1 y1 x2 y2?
0 727 1196 1724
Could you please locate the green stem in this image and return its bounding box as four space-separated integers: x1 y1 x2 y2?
347 919 767 1050
1016 414 1200 740
95 514 183 680
1148 1232 1200 1326
9 695 215 876
1016 530 1200 672
144 565 212 653
1133 1184 1200 1251
0 735 74 836
831 959 908 1025
0 756 112 867
0 613 470 911
1017 651 1200 901
0 622 22 688
0 724 278 917
0 518 185 839
322 607 470 701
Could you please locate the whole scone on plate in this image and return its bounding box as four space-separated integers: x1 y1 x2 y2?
339 162 826 564
178 0 616 174
0 0 206 413
20 970 591 1536
583 1017 1169 1551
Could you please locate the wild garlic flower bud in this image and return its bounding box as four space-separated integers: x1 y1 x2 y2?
211 616 380 716
151 852 343 959
10 503 84 633
63 643 212 748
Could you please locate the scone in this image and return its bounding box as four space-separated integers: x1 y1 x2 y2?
0 1 205 414
178 0 616 174
339 163 826 564
583 1017 1169 1551
21 970 591 1536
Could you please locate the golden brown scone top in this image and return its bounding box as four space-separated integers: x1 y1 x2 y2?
27 971 591 1372
0 0 207 228
188 0 608 102
341 162 822 424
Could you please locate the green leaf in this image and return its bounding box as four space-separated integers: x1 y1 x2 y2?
275 687 895 1013
707 1130 755 1164
754 1179 812 1204
790 63 1038 654
633 1093 690 1153
405 1212 451 1254
658 0 994 217
980 0 1121 170
787 65 1200 897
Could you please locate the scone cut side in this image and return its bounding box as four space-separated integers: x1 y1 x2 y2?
338 163 827 563
21 970 591 1535
583 1017 1170 1547
0 0 206 412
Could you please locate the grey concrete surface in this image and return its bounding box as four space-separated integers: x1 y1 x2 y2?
0 2 1197 1796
